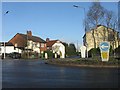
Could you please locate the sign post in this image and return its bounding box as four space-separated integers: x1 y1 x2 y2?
99 42 110 62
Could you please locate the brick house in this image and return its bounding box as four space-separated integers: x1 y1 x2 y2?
9 31 46 58
46 38 58 51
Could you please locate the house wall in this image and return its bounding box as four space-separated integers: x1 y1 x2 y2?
83 26 119 51
0 46 22 56
25 40 40 53
33 42 40 53
25 40 47 54
52 42 65 58
40 43 47 53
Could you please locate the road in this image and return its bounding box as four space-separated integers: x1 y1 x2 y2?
2 59 119 88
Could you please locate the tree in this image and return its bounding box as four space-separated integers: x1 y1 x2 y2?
87 2 105 27
104 9 118 32
103 10 113 41
86 2 105 48
119 1 120 40
67 43 77 56
62 43 77 57
88 47 100 58
103 9 119 52
62 42 69 57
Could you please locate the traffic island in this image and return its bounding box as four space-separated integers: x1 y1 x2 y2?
45 58 119 68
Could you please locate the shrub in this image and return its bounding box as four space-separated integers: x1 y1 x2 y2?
43 50 53 59
88 47 100 58
114 45 120 58
21 51 40 59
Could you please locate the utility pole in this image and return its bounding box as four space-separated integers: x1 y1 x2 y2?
73 5 88 58
27 31 29 59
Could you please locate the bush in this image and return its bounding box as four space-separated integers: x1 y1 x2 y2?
21 51 40 59
114 45 120 58
88 47 100 58
21 52 28 59
43 50 53 59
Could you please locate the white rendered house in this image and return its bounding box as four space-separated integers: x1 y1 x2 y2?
0 42 22 56
52 41 65 58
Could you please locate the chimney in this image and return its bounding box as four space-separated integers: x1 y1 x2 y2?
27 31 32 37
46 38 50 42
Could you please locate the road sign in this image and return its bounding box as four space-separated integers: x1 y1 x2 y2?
99 42 110 62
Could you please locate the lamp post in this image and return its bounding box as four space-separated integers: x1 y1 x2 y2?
3 11 9 59
3 42 5 59
73 5 88 58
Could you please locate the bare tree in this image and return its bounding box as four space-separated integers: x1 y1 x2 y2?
103 10 113 41
86 2 105 48
103 8 119 57
104 9 118 48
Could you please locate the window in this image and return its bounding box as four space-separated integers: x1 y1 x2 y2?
37 43 40 47
41 43 44 47
47 47 49 49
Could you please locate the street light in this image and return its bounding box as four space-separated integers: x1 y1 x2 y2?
3 11 10 59
73 5 88 58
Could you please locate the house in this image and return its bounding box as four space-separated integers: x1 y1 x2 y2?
0 42 22 57
8 31 46 58
46 38 65 58
83 25 119 52
52 41 65 58
46 38 58 51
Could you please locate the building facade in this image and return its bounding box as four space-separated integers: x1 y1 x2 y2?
0 42 22 56
46 38 65 58
8 31 46 58
83 25 119 51
52 41 65 58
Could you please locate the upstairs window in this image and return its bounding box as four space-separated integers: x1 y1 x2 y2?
41 43 44 47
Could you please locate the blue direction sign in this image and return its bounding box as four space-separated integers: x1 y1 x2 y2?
99 42 110 61
99 42 110 52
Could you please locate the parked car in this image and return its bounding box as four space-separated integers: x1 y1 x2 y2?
10 52 21 59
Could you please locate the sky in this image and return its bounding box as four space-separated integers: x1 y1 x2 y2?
1 0 118 48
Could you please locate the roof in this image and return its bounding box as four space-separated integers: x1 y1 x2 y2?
46 40 58 47
18 33 46 43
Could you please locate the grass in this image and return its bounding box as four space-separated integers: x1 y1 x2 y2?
46 57 119 68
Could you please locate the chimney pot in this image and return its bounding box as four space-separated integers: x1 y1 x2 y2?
46 38 50 42
27 31 32 37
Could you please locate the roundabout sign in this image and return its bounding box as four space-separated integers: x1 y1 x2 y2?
99 42 110 62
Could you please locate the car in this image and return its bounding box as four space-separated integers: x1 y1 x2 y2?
10 52 21 59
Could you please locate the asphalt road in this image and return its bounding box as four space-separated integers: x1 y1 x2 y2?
2 59 119 88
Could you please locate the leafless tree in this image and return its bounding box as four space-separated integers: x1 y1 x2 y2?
104 9 119 50
86 2 105 48
102 10 113 41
